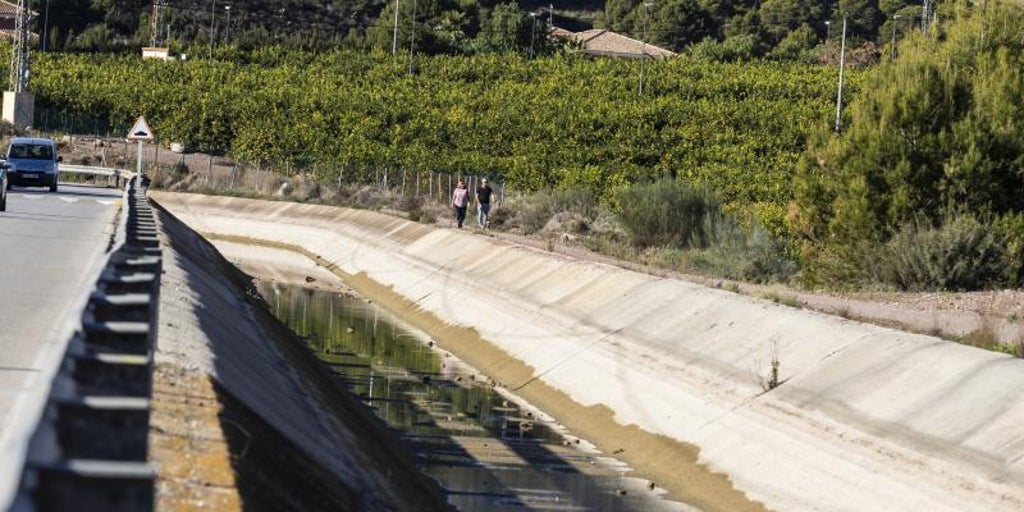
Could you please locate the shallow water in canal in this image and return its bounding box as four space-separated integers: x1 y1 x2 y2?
258 281 694 512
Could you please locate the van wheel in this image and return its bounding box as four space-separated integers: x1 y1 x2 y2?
49 182 57 192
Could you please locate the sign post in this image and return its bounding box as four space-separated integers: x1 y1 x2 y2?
126 116 155 188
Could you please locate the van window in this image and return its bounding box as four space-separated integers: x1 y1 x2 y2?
9 144 54 161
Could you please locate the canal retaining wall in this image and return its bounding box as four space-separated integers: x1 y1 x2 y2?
151 191 1024 512
151 200 451 511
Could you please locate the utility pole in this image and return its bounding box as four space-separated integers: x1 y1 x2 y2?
529 12 538 58
638 1 652 95
9 0 29 93
922 0 933 33
834 17 847 134
209 0 217 59
3 0 33 129
150 0 163 47
42 0 49 51
391 0 400 55
408 0 417 71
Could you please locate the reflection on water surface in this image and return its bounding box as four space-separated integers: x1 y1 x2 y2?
258 281 693 512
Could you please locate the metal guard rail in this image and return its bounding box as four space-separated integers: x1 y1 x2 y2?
13 175 161 511
59 165 133 189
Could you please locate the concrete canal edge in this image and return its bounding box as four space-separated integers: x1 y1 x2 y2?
148 199 452 511
150 191 1024 512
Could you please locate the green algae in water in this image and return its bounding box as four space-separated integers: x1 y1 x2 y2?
258 281 693 512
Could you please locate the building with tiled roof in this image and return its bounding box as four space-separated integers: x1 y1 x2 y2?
553 28 676 59
0 1 19 17
0 1 37 38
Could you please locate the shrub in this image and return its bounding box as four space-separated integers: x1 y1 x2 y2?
616 179 721 249
511 188 598 234
172 160 190 174
689 34 760 62
395 193 422 213
876 214 1008 291
688 214 798 284
0 120 17 137
996 213 1024 287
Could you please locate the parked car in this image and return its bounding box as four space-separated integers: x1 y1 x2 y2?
4 137 62 192
0 162 7 211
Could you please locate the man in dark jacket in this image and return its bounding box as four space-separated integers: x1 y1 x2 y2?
476 178 493 229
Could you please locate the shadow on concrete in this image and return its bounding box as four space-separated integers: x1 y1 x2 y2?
152 202 453 512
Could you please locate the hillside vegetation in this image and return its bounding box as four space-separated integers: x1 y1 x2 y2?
49 0 930 62
32 50 845 235
28 2 1024 293
792 2 1024 290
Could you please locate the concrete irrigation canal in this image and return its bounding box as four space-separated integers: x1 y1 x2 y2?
258 280 689 511
144 191 1024 512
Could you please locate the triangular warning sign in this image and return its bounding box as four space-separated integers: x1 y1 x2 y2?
126 116 155 140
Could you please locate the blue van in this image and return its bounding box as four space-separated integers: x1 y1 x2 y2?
4 137 62 192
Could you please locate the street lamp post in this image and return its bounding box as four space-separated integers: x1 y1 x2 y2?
224 5 231 45
891 14 903 61
834 17 847 133
638 1 653 95
825 20 831 42
391 0 400 55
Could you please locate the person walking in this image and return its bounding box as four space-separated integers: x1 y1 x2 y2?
476 178 493 229
451 179 469 228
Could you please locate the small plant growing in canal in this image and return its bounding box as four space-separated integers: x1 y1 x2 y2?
759 338 781 392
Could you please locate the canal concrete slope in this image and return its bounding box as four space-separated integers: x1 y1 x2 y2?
151 191 1024 512
150 199 451 511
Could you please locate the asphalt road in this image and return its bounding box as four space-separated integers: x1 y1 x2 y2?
0 184 122 477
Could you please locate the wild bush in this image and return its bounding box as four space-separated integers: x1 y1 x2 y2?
616 180 721 248
0 120 18 137
996 213 1024 287
32 50 843 238
688 215 797 283
487 204 511 227
511 188 598 235
875 214 1008 291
